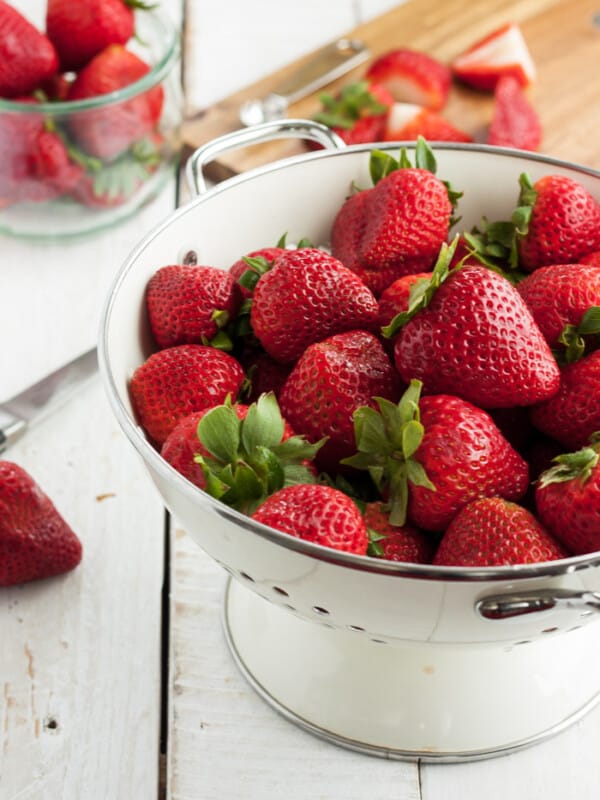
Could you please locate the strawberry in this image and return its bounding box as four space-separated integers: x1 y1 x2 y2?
27 129 83 193
364 501 434 563
0 1 58 98
46 0 152 72
0 461 82 586
279 330 402 473
251 483 368 555
67 45 164 160
385 243 560 409
535 435 600 555
365 49 452 111
530 349 600 450
487 74 542 151
229 245 288 299
581 251 600 268
517 263 600 362
241 350 292 401
146 264 242 350
129 344 245 446
383 103 472 143
378 272 433 329
432 497 568 567
311 80 393 146
249 248 379 363
330 140 457 295
161 394 321 513
516 173 600 272
342 380 529 531
451 22 536 92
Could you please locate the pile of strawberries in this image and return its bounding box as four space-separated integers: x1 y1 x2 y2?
311 22 541 152
0 0 166 210
127 138 600 568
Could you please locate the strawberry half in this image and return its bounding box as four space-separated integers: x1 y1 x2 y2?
0 461 82 586
383 103 472 143
451 22 536 92
365 48 452 111
0 1 58 98
487 75 542 151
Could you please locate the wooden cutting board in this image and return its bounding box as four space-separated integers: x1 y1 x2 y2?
181 0 600 181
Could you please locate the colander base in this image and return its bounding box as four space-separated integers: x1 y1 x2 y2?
223 577 600 762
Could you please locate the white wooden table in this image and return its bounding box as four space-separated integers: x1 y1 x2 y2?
2 1 600 798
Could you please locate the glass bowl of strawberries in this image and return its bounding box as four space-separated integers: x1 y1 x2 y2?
0 0 182 240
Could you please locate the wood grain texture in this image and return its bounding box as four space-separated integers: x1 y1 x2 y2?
181 0 600 179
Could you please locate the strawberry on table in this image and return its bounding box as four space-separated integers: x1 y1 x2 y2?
432 497 568 567
385 241 560 409
311 80 393 146
383 103 472 143
530 349 600 451
517 263 600 362
365 48 452 111
146 264 242 350
46 0 152 72
279 330 402 473
535 435 600 555
364 501 434 563
451 22 536 92
487 74 542 151
250 247 379 363
129 344 245 446
252 483 368 555
0 1 58 98
0 461 82 586
67 45 164 160
342 380 529 531
161 394 321 514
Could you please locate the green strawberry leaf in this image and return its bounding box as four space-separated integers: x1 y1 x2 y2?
414 135 437 173
578 306 600 336
367 527 386 558
538 440 600 488
197 405 241 463
369 149 400 185
242 392 285 452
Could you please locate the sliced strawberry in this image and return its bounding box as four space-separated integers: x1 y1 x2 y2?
451 22 536 92
365 48 451 111
487 75 542 151
383 102 473 142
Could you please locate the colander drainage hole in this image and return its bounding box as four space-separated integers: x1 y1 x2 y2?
239 571 255 582
312 606 330 616
272 586 289 597
541 626 559 634
371 638 387 645
347 625 366 633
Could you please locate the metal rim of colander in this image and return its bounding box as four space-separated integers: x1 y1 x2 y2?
99 141 600 584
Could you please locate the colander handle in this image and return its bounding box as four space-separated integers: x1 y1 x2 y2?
475 589 600 620
185 119 346 196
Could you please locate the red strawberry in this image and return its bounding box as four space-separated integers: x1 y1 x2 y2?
535 436 600 555
279 330 402 472
46 0 150 72
241 350 292 401
383 103 472 143
516 173 600 272
342 380 530 531
432 497 567 567
68 45 164 160
250 248 379 363
129 344 245 446
487 75 542 151
27 129 83 192
311 80 393 146
161 394 320 513
146 264 242 350
451 22 536 92
530 349 600 450
517 263 600 362
581 251 600 268
364 501 434 563
331 142 456 293
365 49 452 111
387 248 560 409
252 483 368 555
0 1 58 98
0 461 82 586
229 246 288 298
378 272 433 329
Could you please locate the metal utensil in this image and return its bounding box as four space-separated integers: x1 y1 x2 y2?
238 38 369 126
0 348 98 454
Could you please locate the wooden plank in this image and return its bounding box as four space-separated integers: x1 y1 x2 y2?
181 0 600 180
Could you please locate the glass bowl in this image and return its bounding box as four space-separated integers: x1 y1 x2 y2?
0 9 182 241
